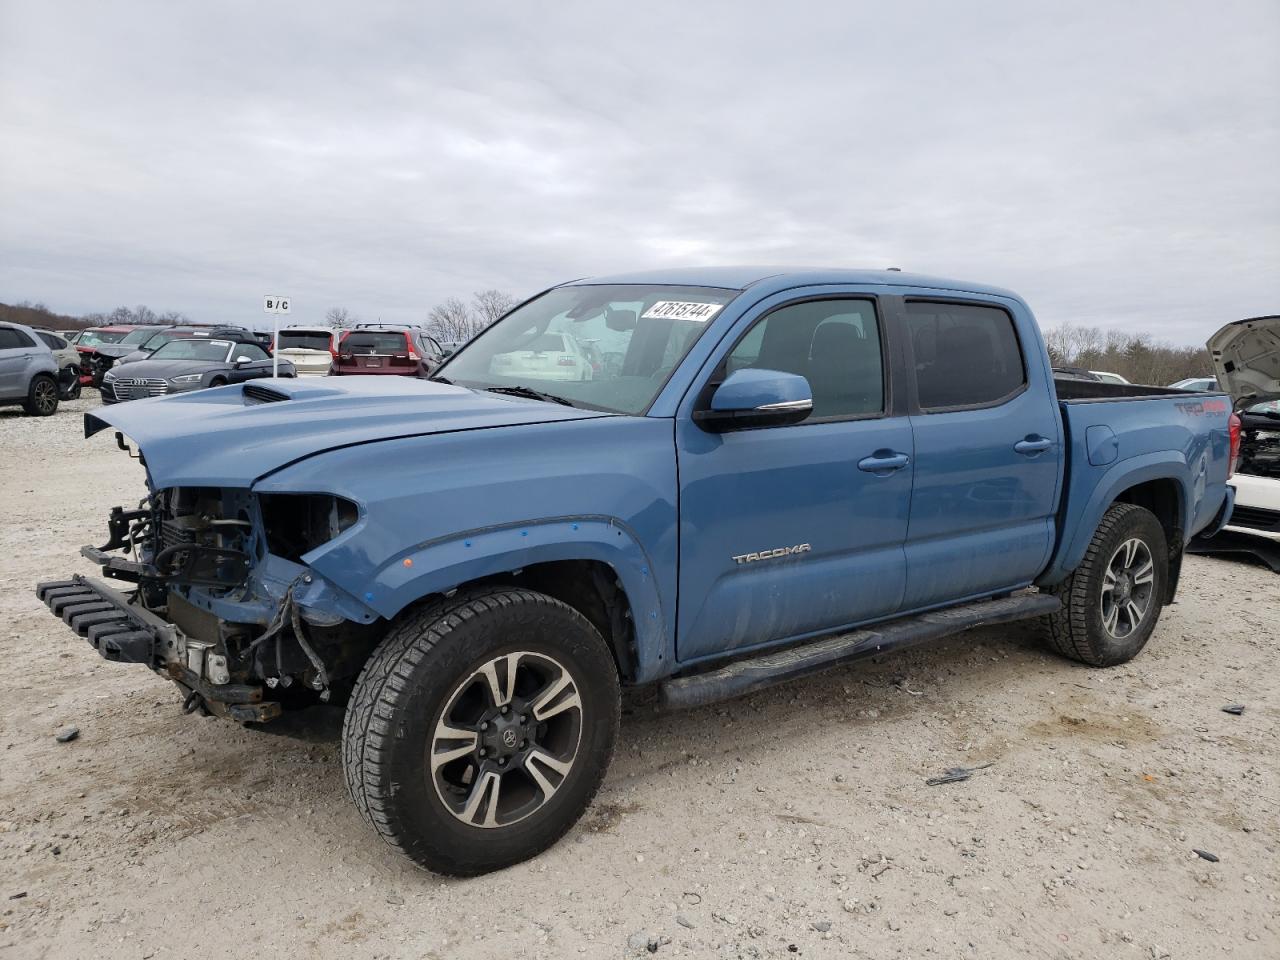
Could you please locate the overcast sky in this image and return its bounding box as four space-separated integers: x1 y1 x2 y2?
2 1 1277 342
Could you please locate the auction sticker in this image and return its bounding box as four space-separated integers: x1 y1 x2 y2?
642 301 724 322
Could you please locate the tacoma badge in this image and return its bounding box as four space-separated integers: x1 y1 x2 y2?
731 543 812 564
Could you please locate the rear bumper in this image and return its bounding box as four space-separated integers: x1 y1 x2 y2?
35 576 282 722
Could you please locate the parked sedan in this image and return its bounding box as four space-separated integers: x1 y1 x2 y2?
111 325 257 368
101 338 294 404
1169 377 1221 392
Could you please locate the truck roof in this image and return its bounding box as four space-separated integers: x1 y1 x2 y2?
571 266 1020 300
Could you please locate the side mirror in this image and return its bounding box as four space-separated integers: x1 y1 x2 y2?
693 368 813 432
234 356 252 366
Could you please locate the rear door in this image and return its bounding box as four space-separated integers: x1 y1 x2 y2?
675 291 914 663
897 296 1061 607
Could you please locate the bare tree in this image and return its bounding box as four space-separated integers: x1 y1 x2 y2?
426 297 477 342
472 289 517 326
325 306 358 329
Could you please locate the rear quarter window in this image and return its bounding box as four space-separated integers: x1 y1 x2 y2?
905 301 1026 410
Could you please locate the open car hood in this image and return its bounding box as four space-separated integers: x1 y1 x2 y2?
1207 315 1280 411
85 376 609 488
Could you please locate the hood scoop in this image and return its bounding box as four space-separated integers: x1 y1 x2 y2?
243 383 290 404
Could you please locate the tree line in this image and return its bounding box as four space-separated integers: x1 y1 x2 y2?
0 300 189 331
1042 323 1212 385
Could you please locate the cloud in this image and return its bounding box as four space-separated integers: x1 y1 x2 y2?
1 0 1277 342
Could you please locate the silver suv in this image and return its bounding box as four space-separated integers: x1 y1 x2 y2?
0 321 60 416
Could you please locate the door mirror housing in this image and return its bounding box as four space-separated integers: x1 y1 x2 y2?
694 368 814 432
233 356 253 366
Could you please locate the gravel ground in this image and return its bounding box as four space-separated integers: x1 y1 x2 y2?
1 394 1277 959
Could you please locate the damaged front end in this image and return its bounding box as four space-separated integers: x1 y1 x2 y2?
37 442 383 723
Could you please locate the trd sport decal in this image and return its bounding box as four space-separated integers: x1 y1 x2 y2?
731 543 812 564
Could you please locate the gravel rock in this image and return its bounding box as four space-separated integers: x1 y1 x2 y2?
54 726 79 743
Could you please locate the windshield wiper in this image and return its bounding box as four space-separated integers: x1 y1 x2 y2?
428 374 452 384
484 385 575 406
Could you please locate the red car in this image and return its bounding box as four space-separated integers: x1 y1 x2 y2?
75 325 149 387
330 326 445 377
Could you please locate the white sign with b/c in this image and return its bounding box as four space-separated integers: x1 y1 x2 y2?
263 295 291 314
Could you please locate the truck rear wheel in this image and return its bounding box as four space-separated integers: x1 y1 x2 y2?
342 587 620 875
1040 502 1168 667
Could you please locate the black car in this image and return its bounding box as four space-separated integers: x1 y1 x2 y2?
100 338 294 403
108 325 259 370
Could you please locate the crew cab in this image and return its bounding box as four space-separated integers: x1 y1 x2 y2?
36 268 1235 876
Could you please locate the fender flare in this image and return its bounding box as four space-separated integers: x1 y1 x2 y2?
1038 451 1192 585
343 515 671 682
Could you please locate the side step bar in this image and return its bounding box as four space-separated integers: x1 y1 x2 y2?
659 591 1060 710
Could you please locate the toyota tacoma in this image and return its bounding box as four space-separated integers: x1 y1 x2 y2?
36 267 1236 875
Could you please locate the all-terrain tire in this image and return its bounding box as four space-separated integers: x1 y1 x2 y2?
23 374 59 416
341 586 621 876
1040 502 1168 667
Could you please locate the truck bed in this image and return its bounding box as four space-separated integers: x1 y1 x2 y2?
1039 377 1233 585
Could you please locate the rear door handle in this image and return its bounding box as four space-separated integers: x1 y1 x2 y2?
858 451 911 474
1014 436 1053 455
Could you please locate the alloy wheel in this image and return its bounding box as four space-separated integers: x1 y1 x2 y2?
33 379 58 414
429 651 583 828
1100 537 1155 639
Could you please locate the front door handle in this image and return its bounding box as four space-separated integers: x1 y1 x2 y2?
1014 436 1053 455
858 451 911 474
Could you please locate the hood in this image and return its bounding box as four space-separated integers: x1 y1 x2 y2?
1207 316 1280 411
86 376 611 487
94 342 147 359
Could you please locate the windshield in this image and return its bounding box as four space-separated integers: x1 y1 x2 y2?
150 339 232 362
438 284 738 414
280 330 334 351
78 329 127 346
120 328 158 345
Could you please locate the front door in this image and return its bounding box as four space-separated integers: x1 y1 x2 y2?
675 294 914 664
899 297 1061 608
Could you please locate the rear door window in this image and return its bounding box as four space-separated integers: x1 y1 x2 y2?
904 301 1025 410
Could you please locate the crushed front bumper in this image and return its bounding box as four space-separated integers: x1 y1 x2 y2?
35 575 283 722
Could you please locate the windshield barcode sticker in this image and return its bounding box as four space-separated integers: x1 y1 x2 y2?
641 301 723 322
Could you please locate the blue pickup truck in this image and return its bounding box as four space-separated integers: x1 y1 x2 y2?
37 267 1237 875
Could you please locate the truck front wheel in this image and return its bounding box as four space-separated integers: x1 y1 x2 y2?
1041 502 1169 667
342 587 621 875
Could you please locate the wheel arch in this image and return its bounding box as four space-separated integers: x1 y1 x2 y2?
1040 454 1192 591
339 517 670 684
